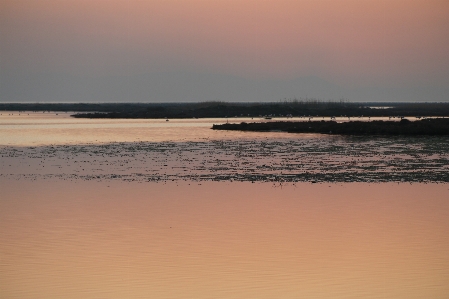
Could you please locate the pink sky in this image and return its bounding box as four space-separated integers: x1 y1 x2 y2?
2 0 449 102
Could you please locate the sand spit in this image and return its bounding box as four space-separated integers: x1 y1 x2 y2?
1 136 448 183
213 118 449 135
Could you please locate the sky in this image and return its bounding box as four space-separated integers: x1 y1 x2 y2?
1 0 449 103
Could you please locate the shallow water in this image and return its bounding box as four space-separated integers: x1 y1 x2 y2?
0 112 428 146
1 180 448 299
1 114 449 298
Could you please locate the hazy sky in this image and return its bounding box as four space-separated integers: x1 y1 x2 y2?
1 0 449 102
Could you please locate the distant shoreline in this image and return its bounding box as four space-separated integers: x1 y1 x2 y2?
1 102 449 119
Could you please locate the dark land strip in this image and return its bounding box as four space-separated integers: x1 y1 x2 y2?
2 102 449 118
212 118 449 135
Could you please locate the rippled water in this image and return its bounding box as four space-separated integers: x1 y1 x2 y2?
1 114 449 298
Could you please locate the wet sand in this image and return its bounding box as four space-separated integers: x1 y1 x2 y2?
1 179 448 299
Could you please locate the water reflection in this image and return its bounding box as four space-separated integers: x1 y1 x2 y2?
0 113 434 146
1 180 448 298
1 114 448 298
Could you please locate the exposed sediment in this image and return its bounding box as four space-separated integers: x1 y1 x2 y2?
2 136 449 183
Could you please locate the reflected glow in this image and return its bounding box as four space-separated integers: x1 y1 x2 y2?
0 113 295 145
1 180 448 298
0 113 428 146
1 113 448 298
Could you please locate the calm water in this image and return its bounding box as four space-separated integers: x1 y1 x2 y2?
0 112 429 146
1 114 449 298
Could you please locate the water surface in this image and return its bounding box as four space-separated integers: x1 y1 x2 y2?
1 113 448 298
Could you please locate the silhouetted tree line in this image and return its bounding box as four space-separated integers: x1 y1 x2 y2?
1 101 449 118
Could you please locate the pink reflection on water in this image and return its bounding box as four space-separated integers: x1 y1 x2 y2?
1 179 448 298
0 113 431 146
0 113 315 146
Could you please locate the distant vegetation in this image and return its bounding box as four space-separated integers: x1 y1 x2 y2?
1 100 449 118
212 118 449 135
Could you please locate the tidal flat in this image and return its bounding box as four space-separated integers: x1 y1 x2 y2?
1 135 449 183
1 113 449 298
